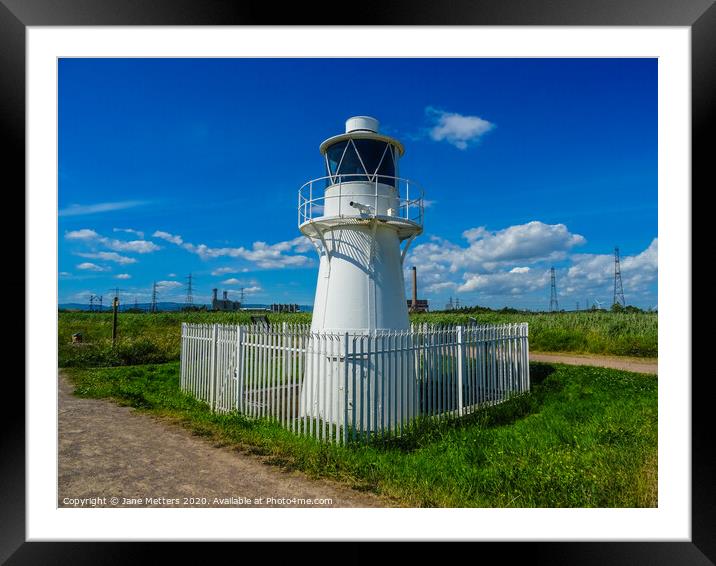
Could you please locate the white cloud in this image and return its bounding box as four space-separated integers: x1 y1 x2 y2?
565 239 658 298
65 229 99 240
153 230 184 245
76 262 109 272
408 227 656 309
104 239 160 254
212 267 238 276
167 273 177 278
65 228 160 254
458 268 550 295
405 221 656 308
219 277 260 288
409 221 586 275
59 200 148 217
156 280 183 290
115 273 132 279
113 227 145 239
76 251 137 265
426 107 495 150
148 229 313 270
426 281 458 293
218 282 262 295
59 271 71 276
183 236 313 269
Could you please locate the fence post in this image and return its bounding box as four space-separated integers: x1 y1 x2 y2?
457 325 464 417
282 321 288 427
236 324 245 412
210 323 218 411
180 322 186 391
343 331 349 446
524 323 530 392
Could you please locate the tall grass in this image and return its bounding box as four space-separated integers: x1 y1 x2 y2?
412 311 657 358
58 311 310 367
58 309 656 368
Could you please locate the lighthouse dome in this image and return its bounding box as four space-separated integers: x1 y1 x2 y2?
345 116 379 133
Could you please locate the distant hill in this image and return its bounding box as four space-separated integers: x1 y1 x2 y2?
58 302 313 313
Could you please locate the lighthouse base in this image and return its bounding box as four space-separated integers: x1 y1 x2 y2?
298 332 417 433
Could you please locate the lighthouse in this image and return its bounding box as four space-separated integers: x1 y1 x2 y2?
297 116 425 429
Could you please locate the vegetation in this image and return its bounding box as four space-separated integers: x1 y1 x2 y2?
63 361 657 507
412 311 657 358
58 311 311 367
58 309 656 368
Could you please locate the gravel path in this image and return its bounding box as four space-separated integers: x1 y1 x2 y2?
530 352 658 374
58 372 392 508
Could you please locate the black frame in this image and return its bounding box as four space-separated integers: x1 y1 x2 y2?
5 1 710 562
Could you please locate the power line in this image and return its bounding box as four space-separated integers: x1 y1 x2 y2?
549 267 559 312
88 294 104 312
185 273 194 307
613 247 626 307
151 281 158 313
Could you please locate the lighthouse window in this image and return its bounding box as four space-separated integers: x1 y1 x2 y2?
326 140 348 179
353 139 396 186
325 139 398 187
377 145 397 187
336 141 369 182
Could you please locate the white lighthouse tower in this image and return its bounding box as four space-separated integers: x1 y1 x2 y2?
298 116 424 429
299 116 424 332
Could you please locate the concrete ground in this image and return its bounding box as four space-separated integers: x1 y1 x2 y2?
58 371 393 508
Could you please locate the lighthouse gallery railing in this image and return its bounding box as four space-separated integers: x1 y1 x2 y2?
298 174 425 227
180 322 530 445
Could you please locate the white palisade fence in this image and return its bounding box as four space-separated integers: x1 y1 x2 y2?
180 322 529 445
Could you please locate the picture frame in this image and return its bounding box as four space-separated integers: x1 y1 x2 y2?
5 0 709 561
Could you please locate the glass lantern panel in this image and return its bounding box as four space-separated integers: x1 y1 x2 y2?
325 140 348 178
336 140 369 182
375 144 397 187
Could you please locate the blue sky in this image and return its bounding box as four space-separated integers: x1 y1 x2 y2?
58 58 657 310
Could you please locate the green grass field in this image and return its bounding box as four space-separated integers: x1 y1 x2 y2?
63 361 657 507
58 310 657 368
412 311 657 358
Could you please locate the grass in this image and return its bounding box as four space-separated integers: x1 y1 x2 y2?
58 310 657 368
63 361 658 507
58 311 311 367
412 311 657 358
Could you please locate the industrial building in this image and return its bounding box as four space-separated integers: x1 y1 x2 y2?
407 266 429 312
211 289 241 312
269 303 300 313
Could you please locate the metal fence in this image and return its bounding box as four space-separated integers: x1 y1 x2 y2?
180 322 529 445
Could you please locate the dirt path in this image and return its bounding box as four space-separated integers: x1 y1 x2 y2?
58 372 392 508
530 352 657 374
